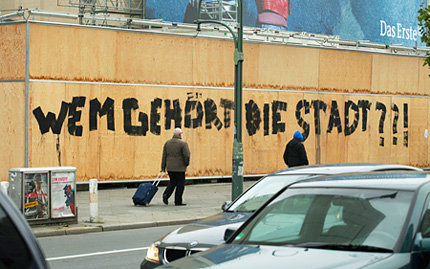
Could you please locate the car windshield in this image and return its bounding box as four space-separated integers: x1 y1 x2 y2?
227 174 321 212
232 187 414 251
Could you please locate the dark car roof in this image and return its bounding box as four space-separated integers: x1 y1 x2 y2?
269 163 422 176
290 171 430 191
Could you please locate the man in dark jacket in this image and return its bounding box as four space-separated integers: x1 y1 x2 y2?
283 131 308 167
161 128 191 206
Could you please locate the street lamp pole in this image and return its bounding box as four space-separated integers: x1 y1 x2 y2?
232 0 244 200
196 0 244 200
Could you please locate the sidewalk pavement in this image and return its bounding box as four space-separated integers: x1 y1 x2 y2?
31 181 255 237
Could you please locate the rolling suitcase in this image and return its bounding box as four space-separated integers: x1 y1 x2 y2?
132 172 164 206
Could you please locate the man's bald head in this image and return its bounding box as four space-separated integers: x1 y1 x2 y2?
173 128 183 138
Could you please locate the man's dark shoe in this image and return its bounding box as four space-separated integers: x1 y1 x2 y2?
163 196 168 205
175 203 187 206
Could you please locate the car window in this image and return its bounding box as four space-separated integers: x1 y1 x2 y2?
228 174 320 212
244 195 314 243
233 188 414 251
0 203 33 268
421 196 430 238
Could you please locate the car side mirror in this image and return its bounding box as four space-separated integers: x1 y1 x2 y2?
221 201 232 211
224 228 237 242
414 232 430 253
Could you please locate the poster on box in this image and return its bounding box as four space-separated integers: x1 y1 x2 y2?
51 171 76 218
23 173 49 220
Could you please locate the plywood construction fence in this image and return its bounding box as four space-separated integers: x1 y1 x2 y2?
1 21 430 182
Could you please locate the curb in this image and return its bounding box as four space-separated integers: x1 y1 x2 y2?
33 218 200 238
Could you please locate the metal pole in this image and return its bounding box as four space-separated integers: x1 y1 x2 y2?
195 0 244 200
24 21 30 168
231 0 243 200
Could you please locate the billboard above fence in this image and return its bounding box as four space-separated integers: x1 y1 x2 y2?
145 0 426 47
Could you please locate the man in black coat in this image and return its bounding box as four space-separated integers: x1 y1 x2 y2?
283 131 309 167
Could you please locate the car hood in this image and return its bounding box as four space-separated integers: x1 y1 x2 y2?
162 244 394 269
158 212 253 249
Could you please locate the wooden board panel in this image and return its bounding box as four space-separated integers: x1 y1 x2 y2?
0 23 26 80
29 82 66 167
193 38 234 87
319 50 372 92
310 93 331 165
388 97 410 164
372 54 419 95
343 96 371 163
250 45 319 90
242 90 301 173
418 58 430 96
29 23 194 85
0 83 25 181
301 93 318 165
63 83 102 181
409 98 428 166
321 94 346 164
367 95 392 163
27 81 430 181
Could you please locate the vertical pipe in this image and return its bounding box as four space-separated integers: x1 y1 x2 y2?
232 0 243 200
24 21 30 168
89 179 98 222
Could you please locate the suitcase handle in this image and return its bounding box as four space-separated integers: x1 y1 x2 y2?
153 172 165 187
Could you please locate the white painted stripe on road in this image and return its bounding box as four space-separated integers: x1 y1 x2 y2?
46 247 148 261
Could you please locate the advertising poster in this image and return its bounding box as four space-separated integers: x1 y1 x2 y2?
23 173 49 220
144 0 425 47
51 171 76 218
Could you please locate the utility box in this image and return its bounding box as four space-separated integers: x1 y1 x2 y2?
8 167 77 225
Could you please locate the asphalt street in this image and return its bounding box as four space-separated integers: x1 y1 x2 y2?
38 225 181 269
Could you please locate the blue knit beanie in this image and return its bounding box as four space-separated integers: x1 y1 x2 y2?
294 131 303 141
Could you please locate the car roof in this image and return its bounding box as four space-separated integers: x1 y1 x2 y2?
290 171 430 191
269 163 422 176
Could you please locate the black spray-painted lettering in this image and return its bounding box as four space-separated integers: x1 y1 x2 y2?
404 103 408 128
33 101 69 135
68 97 86 137
272 101 287 134
344 100 359 136
375 102 386 133
187 92 202 100
404 131 408 147
150 98 162 135
263 104 270 136
392 104 399 145
90 97 115 131
164 99 182 130
122 98 148 136
295 100 310 140
392 104 399 134
204 99 223 130
220 98 234 128
32 96 409 149
245 100 261 136
184 100 203 128
311 100 327 135
358 100 371 131
375 102 386 146
327 101 342 133
404 104 408 147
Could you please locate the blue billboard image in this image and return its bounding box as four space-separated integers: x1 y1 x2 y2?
144 0 426 47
